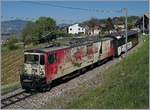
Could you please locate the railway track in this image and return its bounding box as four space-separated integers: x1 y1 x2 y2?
1 90 36 109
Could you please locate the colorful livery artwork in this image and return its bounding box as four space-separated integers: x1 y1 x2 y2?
20 30 138 91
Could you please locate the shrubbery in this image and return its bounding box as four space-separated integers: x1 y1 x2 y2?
6 37 20 50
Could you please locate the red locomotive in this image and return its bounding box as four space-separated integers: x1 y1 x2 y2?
20 30 138 91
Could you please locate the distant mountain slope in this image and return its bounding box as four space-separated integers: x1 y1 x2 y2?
1 19 29 35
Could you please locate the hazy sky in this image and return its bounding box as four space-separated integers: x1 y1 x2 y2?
1 1 149 24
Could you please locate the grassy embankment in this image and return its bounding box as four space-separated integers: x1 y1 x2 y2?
66 37 149 109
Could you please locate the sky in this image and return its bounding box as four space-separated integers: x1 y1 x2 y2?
1 1 149 24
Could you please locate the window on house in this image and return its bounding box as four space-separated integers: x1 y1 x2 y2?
78 28 80 30
70 28 72 31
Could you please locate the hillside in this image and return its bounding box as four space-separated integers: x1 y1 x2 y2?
1 19 28 35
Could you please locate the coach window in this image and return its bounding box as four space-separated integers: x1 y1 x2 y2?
48 54 55 64
40 55 45 65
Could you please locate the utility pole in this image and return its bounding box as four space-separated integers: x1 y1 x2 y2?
143 15 145 35
122 8 128 57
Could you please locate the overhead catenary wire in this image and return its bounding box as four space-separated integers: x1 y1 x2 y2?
2 1 124 23
22 1 122 13
2 1 145 22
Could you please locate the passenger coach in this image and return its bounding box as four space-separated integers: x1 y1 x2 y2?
107 30 139 56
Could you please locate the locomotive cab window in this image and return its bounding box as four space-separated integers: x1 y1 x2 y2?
40 55 45 65
24 54 39 64
48 54 55 64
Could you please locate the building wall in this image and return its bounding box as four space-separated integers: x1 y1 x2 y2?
87 29 100 36
68 24 85 34
136 14 149 32
114 24 125 29
94 29 100 35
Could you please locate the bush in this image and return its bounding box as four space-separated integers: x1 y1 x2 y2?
6 36 19 50
7 44 19 50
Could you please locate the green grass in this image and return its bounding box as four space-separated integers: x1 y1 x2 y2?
66 37 149 109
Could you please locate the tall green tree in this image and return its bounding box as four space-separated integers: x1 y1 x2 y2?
22 21 37 45
36 17 56 32
106 17 114 32
21 17 56 45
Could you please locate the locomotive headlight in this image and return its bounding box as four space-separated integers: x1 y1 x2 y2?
23 68 27 74
23 65 27 73
40 71 44 75
39 68 45 76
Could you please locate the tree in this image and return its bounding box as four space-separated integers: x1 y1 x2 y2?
22 21 37 45
36 17 56 32
21 17 56 45
106 17 114 32
128 23 134 30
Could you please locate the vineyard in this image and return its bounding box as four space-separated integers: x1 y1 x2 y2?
1 49 24 85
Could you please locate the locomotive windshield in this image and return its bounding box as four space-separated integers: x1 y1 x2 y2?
24 54 39 64
24 54 45 65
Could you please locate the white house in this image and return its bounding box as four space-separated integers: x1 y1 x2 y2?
68 24 85 34
114 24 125 31
87 25 101 36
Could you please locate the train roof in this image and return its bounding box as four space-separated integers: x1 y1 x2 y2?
24 36 113 53
24 46 69 53
107 30 138 39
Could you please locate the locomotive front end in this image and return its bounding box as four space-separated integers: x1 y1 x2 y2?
20 52 46 91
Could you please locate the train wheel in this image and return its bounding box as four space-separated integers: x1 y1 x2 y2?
90 64 94 69
36 87 43 92
40 84 52 92
46 84 51 91
25 89 30 92
81 68 86 73
110 55 114 60
97 60 101 66
24 88 32 93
